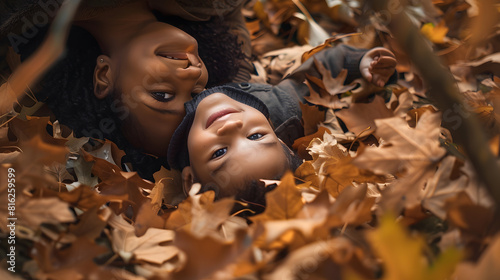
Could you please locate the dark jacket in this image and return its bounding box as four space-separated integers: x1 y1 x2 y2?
230 44 390 147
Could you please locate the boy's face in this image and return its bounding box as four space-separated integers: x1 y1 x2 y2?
187 93 288 198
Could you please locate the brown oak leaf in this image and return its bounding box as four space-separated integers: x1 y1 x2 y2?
299 102 325 135
172 229 248 280
336 95 394 137
251 172 304 222
33 237 113 280
304 80 350 109
308 58 357 96
352 112 446 175
84 151 154 217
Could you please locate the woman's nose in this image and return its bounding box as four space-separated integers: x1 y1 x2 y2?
175 54 202 81
216 120 243 136
187 53 202 67
175 65 202 81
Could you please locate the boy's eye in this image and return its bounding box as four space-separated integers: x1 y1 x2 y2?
248 133 264 140
151 92 174 102
211 147 227 159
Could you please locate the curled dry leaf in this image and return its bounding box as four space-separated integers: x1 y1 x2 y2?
445 191 494 237
108 214 179 265
8 117 69 166
149 167 185 212
421 156 467 220
293 126 332 159
17 197 75 229
304 80 350 109
310 59 357 96
0 166 75 231
83 151 154 217
306 131 385 197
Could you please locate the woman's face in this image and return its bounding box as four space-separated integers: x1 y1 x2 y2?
108 21 208 157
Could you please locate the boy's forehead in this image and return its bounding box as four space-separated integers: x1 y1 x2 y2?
196 92 242 106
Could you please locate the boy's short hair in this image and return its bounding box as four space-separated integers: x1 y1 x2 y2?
167 85 269 170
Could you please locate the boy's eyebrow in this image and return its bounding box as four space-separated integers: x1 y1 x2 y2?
210 141 279 177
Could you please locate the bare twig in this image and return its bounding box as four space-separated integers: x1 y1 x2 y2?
0 0 82 114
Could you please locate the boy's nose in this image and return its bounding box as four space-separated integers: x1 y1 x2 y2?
216 120 243 136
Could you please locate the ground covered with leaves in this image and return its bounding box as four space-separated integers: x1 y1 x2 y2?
1 0 500 279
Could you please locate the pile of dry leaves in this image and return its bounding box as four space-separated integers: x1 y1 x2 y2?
1 0 500 279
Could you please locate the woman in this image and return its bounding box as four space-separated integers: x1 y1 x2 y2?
13 1 244 180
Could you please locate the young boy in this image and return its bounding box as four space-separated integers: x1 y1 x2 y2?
168 85 302 210
167 45 397 209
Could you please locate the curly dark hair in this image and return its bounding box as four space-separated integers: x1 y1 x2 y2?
17 15 244 181
154 14 246 87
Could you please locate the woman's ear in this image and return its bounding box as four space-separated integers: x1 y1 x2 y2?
93 55 113 99
181 166 195 196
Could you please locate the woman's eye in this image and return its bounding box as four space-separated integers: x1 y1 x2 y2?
211 148 227 159
151 92 174 102
248 133 264 140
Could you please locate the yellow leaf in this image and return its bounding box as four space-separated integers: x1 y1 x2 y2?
368 213 462 280
369 214 426 280
420 22 449 44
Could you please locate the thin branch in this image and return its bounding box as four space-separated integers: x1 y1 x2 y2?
371 0 500 222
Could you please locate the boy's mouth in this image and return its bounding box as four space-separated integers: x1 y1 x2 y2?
206 109 239 129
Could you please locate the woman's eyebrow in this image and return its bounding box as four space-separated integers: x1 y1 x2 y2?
144 104 183 115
